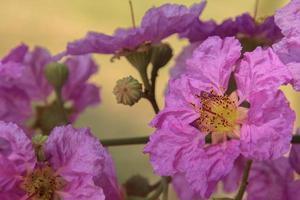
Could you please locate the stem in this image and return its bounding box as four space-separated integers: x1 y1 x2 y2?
253 0 259 20
234 160 253 200
54 87 68 124
129 0 136 28
162 176 170 200
101 136 149 146
147 183 163 200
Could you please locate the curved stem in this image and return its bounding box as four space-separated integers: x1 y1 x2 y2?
234 160 253 200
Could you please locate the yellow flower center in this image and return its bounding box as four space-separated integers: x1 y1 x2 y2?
194 91 248 143
21 166 65 200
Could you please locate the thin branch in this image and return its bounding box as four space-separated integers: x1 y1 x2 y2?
234 160 253 200
129 0 136 28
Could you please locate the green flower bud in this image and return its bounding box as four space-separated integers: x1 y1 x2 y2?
32 134 48 161
124 175 151 197
113 76 142 106
125 43 152 73
151 43 173 69
45 62 69 89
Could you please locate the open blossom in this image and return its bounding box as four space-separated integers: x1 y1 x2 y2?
0 44 101 125
273 0 300 91
145 36 295 198
0 122 122 200
66 1 206 56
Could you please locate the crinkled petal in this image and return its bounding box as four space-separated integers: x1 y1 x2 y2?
93 149 122 200
1 44 28 63
58 176 105 200
222 155 246 193
145 116 205 176
0 155 22 192
44 125 105 177
247 157 294 200
141 1 206 42
184 140 240 198
240 90 295 160
170 43 199 79
289 129 300 174
186 36 241 91
275 0 300 37
0 121 36 172
0 62 25 87
172 173 205 200
273 36 300 64
235 47 291 101
152 76 203 128
19 47 53 101
67 32 119 55
0 87 32 124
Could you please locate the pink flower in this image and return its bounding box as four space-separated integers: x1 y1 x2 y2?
0 44 101 125
0 122 122 200
145 36 295 198
273 0 300 91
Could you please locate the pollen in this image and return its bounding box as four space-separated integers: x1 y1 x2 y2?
194 91 248 143
21 166 66 200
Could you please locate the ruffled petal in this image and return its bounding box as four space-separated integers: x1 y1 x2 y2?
184 140 240 198
141 1 206 42
275 0 300 37
58 176 105 200
186 36 241 91
235 47 291 101
93 149 122 200
240 90 295 160
1 44 28 63
172 173 205 200
145 116 204 176
247 157 294 200
0 121 36 172
44 125 105 177
0 87 32 124
19 47 53 101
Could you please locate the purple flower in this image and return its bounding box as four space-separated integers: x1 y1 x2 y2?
0 45 32 124
0 44 101 125
66 1 206 56
0 122 122 200
144 36 295 198
247 157 300 200
273 0 300 91
181 12 282 51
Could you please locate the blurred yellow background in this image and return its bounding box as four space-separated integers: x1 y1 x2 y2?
0 0 297 198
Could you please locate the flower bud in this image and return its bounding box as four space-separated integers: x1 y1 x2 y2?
125 43 152 73
151 43 173 69
32 134 48 161
113 76 142 106
124 175 151 197
45 62 69 89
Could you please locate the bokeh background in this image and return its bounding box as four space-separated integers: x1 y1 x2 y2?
0 0 297 199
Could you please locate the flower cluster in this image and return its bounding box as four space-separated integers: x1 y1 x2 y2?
1 0 300 200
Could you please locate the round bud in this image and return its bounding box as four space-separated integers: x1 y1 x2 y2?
45 62 69 89
113 76 142 106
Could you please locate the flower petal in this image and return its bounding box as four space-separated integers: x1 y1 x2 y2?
186 36 241 91
235 47 291 101
240 90 295 160
44 125 105 176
